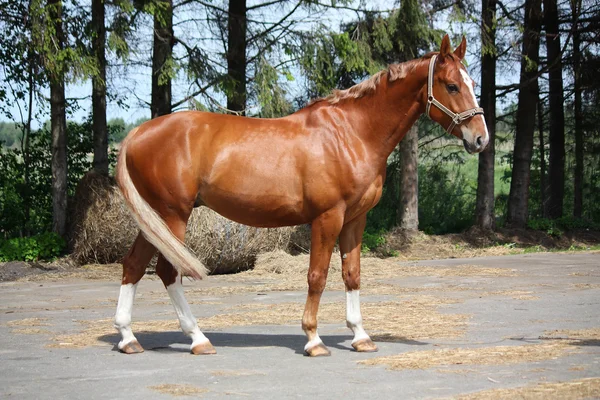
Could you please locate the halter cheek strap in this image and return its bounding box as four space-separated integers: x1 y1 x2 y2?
426 55 484 134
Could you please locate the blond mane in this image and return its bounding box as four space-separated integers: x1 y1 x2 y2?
318 58 424 105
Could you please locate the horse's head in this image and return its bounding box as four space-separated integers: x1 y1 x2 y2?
425 35 489 154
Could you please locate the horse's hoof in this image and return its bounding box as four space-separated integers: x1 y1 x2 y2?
191 341 217 355
120 340 144 354
304 343 331 357
352 338 378 353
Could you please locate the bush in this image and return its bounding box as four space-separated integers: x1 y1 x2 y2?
362 230 386 253
0 232 66 262
418 164 476 234
527 216 599 237
0 118 117 238
527 218 563 237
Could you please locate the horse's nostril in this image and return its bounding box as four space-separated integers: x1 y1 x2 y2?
476 136 483 147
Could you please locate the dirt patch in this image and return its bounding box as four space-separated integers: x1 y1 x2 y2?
10 328 52 335
0 257 126 283
482 290 540 300
512 295 540 300
149 384 208 397
0 262 59 282
247 250 516 279
6 317 50 327
16 263 127 282
572 283 600 290
458 377 600 400
360 328 600 371
6 318 52 335
380 228 600 260
194 250 515 296
358 343 576 370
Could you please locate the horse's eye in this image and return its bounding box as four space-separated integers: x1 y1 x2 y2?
447 84 459 93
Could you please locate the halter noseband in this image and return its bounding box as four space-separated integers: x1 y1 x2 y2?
426 55 484 134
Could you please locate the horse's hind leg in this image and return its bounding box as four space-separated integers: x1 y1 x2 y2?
339 214 377 352
115 232 156 354
156 216 216 355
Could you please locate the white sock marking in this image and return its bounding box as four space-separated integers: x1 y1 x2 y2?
346 290 370 344
304 332 324 351
166 278 208 348
114 283 138 349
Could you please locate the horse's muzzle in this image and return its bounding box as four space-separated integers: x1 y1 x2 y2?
463 135 488 154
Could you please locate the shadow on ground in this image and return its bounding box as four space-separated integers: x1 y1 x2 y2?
97 331 428 355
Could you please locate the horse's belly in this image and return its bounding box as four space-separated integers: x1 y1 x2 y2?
199 185 309 228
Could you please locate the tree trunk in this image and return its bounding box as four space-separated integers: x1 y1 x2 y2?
227 0 247 114
538 93 546 217
475 0 497 230
23 49 35 236
48 0 68 237
544 0 566 219
92 0 108 175
151 0 173 118
571 0 583 218
506 0 542 228
396 124 419 230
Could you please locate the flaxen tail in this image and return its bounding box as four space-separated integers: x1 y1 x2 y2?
116 127 208 279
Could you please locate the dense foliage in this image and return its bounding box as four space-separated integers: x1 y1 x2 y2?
0 232 65 262
0 119 118 240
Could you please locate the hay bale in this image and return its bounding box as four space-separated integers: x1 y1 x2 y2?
186 209 293 274
69 171 138 264
69 171 295 273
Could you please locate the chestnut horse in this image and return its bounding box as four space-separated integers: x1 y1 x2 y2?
114 35 488 356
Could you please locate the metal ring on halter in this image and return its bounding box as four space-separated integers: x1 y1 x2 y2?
426 54 484 134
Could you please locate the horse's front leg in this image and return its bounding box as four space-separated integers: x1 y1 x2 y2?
302 207 344 357
339 213 377 352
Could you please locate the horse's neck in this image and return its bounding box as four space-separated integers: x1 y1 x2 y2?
349 64 428 163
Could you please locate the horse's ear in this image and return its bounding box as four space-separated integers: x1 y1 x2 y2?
454 36 467 60
439 34 452 63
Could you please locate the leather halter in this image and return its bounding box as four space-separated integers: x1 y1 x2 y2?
426 55 484 134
